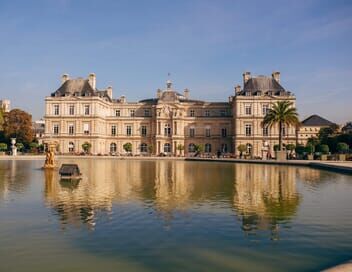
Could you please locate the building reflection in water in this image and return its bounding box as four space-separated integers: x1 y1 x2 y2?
42 160 315 238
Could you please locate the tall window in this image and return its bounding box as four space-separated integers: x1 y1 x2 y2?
130 110 135 117
115 109 121 117
188 143 196 152
190 127 195 137
205 110 210 117
110 143 117 153
263 125 269 137
190 110 195 117
144 109 150 117
205 127 211 137
84 105 90 115
246 143 252 154
68 124 74 135
83 123 90 135
126 125 132 136
164 143 171 153
69 105 75 115
140 143 148 153
53 105 59 115
245 104 252 115
245 124 252 136
53 124 59 135
262 104 269 116
164 124 171 136
68 142 74 153
141 125 147 137
205 143 211 153
221 143 228 153
111 125 117 136
221 128 227 137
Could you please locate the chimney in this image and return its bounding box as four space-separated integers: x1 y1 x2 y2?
183 88 190 99
243 72 251 85
61 74 69 84
272 71 280 83
157 89 162 98
88 73 96 89
120 95 126 103
235 85 241 94
106 86 113 99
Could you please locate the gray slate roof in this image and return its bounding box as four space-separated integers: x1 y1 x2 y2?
51 78 112 101
239 76 290 96
301 115 334 126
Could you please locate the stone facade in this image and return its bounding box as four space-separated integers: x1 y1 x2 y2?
44 72 297 157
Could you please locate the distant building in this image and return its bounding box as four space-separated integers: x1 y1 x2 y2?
44 72 297 157
342 122 352 134
297 114 335 145
0 99 10 112
33 119 45 144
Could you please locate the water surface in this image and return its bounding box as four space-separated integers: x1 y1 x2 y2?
0 159 351 272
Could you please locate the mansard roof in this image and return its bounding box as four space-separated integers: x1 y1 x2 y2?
238 75 291 96
51 78 112 101
301 115 334 127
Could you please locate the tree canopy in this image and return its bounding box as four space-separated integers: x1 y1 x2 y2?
262 101 299 151
3 109 33 144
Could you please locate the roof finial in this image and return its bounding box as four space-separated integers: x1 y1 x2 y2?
166 72 172 89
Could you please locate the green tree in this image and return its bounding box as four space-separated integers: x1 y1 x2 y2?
82 142 92 153
305 144 315 155
262 101 299 151
29 142 39 153
176 144 184 156
274 144 280 151
336 142 349 154
307 137 320 147
316 144 329 155
3 109 34 144
295 145 305 155
286 144 295 152
123 142 132 153
16 142 24 151
194 144 203 153
0 143 7 152
237 144 246 157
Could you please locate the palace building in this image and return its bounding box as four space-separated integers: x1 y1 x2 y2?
44 72 297 157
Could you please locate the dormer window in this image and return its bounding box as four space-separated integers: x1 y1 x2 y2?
245 91 251 96
256 91 262 96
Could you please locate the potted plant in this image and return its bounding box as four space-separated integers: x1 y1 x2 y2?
0 143 7 155
237 144 246 159
29 142 39 153
82 142 92 154
194 144 203 157
336 142 349 161
123 142 132 155
176 144 184 157
286 144 295 159
295 145 305 160
147 144 154 156
316 144 329 160
305 144 315 160
16 143 24 154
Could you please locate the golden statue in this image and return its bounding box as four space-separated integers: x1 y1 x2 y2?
43 142 57 169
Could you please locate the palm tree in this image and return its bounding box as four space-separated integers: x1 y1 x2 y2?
262 100 299 151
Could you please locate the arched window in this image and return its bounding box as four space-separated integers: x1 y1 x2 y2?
188 143 196 152
164 143 171 153
140 143 148 153
205 143 211 153
110 143 117 153
68 142 75 153
246 143 252 155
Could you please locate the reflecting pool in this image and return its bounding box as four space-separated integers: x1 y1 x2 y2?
0 159 351 272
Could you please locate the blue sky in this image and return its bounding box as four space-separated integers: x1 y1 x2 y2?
0 0 351 123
